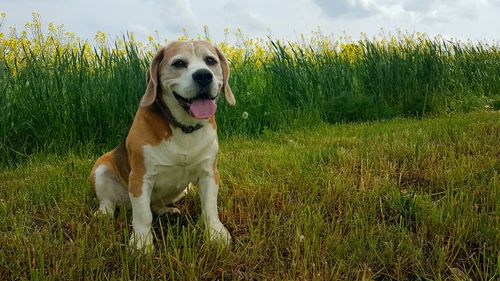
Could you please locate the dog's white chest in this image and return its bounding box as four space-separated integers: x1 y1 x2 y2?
143 126 218 202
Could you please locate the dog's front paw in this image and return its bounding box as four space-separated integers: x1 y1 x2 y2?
208 222 231 246
129 231 153 254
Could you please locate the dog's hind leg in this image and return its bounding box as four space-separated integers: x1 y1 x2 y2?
151 183 193 216
90 162 129 216
152 205 181 216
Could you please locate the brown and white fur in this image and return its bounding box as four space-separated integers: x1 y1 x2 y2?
88 41 235 252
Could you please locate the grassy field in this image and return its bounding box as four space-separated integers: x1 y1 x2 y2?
1 112 499 280
1 15 499 280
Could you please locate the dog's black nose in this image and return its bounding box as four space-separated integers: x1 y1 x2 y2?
192 69 213 87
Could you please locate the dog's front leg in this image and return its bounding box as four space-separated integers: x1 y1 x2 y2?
129 171 154 253
198 175 231 245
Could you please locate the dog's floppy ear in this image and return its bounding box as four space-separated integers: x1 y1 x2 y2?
215 47 235 106
141 48 164 107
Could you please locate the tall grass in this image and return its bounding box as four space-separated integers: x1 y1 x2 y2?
1 41 148 164
1 21 500 164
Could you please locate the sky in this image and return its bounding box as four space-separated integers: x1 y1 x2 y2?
1 0 500 44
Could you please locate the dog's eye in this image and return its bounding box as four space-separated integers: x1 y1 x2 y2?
206 57 218 66
172 59 187 68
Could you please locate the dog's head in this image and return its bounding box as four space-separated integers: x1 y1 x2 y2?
141 41 235 122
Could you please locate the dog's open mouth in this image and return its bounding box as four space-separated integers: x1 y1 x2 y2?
173 91 217 119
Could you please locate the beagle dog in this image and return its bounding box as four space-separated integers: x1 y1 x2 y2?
89 41 235 252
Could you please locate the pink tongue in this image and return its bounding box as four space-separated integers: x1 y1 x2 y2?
189 99 217 119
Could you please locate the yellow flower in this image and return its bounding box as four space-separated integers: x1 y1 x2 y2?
341 43 361 63
95 31 107 45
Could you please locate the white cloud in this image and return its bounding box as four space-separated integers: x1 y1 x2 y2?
156 0 199 33
1 0 499 43
312 0 495 24
222 2 267 32
313 0 374 17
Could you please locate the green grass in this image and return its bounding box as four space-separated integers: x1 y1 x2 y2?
1 112 499 280
1 32 500 165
